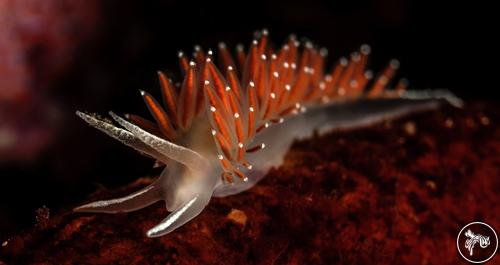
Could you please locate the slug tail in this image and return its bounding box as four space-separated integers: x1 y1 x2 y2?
397 89 464 108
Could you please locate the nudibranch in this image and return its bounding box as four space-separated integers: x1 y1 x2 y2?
75 30 462 237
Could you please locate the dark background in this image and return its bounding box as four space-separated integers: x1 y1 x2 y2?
0 0 496 238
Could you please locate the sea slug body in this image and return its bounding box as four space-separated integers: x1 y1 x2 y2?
74 30 462 237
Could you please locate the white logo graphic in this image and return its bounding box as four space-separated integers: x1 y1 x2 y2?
464 229 490 256
457 221 498 264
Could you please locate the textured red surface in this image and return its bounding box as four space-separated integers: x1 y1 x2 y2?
1 102 498 264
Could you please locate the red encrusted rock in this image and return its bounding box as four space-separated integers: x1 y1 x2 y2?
1 102 498 264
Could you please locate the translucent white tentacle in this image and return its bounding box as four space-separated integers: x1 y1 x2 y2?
146 193 211 237
144 161 217 237
74 180 162 213
108 111 207 171
76 111 170 164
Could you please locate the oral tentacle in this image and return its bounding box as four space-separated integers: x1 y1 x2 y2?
73 180 162 213
146 162 218 237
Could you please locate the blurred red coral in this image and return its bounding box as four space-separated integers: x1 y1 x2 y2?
0 0 99 162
